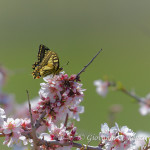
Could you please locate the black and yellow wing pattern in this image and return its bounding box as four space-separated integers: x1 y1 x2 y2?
32 44 62 79
32 44 49 70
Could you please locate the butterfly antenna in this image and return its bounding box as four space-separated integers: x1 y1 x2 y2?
61 61 69 68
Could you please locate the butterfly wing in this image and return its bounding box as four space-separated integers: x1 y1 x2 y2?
38 44 50 63
32 44 50 69
32 45 61 79
50 51 60 71
39 51 60 77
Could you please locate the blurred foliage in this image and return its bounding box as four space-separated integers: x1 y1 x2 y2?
1 0 150 149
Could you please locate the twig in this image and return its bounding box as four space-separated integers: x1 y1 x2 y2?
26 90 38 150
120 88 150 106
109 81 150 106
121 88 141 102
64 113 68 127
76 49 103 81
34 110 46 129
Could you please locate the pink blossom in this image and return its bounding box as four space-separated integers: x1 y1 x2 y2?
19 135 33 146
2 118 22 147
94 80 109 97
0 107 6 126
135 131 150 149
69 106 84 121
99 123 135 150
47 122 81 142
48 123 67 141
39 122 80 149
39 133 51 141
20 118 31 129
0 66 7 88
3 118 21 134
139 93 150 115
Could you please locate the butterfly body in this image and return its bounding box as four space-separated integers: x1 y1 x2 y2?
32 45 62 79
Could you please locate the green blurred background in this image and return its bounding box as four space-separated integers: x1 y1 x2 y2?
1 0 150 149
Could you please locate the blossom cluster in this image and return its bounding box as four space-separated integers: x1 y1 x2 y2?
34 72 85 123
39 122 81 150
0 67 146 150
0 106 82 149
99 123 135 150
0 106 144 150
0 72 84 149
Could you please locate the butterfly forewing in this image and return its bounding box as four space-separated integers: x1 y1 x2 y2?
32 44 50 69
38 44 50 63
32 45 62 79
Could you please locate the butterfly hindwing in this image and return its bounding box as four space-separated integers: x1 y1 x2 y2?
51 52 60 71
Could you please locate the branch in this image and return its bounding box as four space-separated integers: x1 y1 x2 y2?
37 139 103 150
76 49 103 81
120 88 149 106
34 110 46 129
26 90 38 150
108 81 149 106
64 113 68 127
22 129 103 150
121 88 142 102
21 130 103 150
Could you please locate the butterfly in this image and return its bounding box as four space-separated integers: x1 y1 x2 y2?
32 44 62 79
